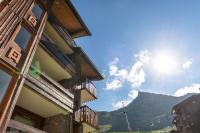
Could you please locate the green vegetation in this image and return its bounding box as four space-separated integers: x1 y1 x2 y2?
100 126 173 133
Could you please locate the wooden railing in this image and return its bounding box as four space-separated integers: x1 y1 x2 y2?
75 105 98 129
28 65 74 112
7 120 47 133
76 79 97 98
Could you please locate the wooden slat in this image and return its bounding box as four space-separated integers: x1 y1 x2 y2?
25 74 74 113
8 120 48 133
0 0 33 45
75 105 98 129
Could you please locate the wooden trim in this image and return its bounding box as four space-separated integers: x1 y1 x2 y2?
0 65 19 120
74 105 98 129
22 12 48 77
0 75 25 133
8 119 47 133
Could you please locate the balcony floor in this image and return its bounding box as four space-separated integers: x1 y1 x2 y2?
80 88 96 104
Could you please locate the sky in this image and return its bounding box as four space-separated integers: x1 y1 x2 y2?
71 0 200 111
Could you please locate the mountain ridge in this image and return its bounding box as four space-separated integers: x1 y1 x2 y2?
98 91 195 132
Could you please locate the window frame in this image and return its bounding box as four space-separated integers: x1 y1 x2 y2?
0 65 18 118
9 23 35 53
27 1 45 29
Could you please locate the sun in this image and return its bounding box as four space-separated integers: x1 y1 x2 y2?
152 50 178 75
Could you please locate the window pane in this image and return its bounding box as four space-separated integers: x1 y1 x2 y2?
14 27 31 50
32 3 43 21
14 115 36 127
0 70 12 103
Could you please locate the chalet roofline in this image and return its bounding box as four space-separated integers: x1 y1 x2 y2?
172 94 200 111
71 47 104 81
51 0 91 38
65 0 91 37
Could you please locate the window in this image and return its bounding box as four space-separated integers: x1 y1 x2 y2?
6 128 26 133
14 114 36 127
0 70 12 103
31 3 43 21
14 26 31 50
12 106 45 129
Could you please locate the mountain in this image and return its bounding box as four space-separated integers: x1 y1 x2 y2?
98 92 194 132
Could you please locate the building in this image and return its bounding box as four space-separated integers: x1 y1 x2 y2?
0 0 103 133
171 94 200 133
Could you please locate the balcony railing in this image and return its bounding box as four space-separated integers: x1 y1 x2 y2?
48 14 77 48
75 105 98 129
76 79 97 98
40 39 76 74
7 120 47 133
28 65 74 112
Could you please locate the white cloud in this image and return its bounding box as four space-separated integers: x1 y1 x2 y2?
106 57 129 90
109 57 119 76
174 84 200 97
128 89 139 99
106 79 123 90
112 90 139 109
134 50 151 64
107 50 195 109
112 99 132 109
107 50 150 109
182 59 193 69
127 62 145 88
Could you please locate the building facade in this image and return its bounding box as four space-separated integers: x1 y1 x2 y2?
0 0 103 133
171 95 200 133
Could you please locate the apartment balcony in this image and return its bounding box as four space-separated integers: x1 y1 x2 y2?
26 65 74 113
49 20 77 48
40 39 76 75
75 105 98 132
76 79 97 103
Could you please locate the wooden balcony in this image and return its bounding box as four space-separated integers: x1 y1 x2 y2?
27 65 74 113
76 79 97 103
75 105 98 130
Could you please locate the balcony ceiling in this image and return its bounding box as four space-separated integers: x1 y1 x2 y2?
34 45 72 81
16 86 68 118
44 22 74 54
80 89 96 104
51 0 91 38
70 47 103 81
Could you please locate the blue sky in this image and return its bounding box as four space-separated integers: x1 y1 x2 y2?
72 0 200 111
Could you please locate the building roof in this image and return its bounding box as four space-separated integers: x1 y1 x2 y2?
70 47 103 81
173 94 200 111
51 0 91 38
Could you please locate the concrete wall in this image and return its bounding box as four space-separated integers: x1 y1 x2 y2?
44 114 73 133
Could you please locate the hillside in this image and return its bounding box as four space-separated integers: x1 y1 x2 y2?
98 92 194 132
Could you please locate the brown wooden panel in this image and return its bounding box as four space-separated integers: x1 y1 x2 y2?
74 105 98 129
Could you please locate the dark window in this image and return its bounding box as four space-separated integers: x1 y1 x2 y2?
14 27 31 50
32 3 43 21
0 70 12 103
6 128 26 133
